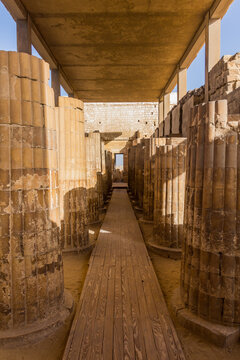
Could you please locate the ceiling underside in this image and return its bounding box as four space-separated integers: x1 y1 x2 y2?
21 0 214 102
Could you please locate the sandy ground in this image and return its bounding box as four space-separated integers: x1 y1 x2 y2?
136 207 240 360
0 214 104 360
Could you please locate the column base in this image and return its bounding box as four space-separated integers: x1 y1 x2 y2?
134 206 143 212
0 290 74 346
62 242 95 253
139 217 154 224
171 288 240 348
88 219 102 226
146 242 182 260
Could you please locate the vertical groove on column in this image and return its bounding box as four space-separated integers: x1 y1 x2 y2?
0 51 67 334
181 99 240 326
153 138 186 249
58 97 89 251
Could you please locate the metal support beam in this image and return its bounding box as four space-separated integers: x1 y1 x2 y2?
177 68 187 102
163 93 170 119
205 17 221 102
17 16 31 54
52 69 61 106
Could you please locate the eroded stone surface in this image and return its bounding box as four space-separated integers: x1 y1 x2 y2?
153 137 186 249
181 100 240 326
0 51 64 331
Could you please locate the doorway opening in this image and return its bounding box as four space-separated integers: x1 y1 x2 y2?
113 153 124 182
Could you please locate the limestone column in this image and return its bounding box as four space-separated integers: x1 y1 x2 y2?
181 99 240 325
134 142 144 208
57 97 89 252
128 144 136 198
94 132 105 210
153 138 186 249
0 51 72 337
85 132 101 224
105 150 113 195
143 139 154 222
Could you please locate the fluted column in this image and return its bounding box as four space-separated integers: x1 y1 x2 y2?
57 97 89 251
181 99 240 325
86 132 102 224
153 138 186 248
0 51 70 335
143 139 154 221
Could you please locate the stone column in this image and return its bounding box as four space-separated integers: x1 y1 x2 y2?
94 132 105 210
105 150 113 196
101 146 108 203
134 142 144 208
143 139 154 222
57 97 89 252
85 132 101 224
181 99 240 325
153 138 186 250
0 51 72 338
128 144 136 198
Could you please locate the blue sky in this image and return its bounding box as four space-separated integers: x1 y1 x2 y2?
0 0 239 95
187 0 240 90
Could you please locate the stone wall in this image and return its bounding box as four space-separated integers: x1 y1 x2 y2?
209 53 240 101
157 52 240 140
85 102 158 139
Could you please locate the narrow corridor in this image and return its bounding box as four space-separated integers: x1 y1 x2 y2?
63 189 185 360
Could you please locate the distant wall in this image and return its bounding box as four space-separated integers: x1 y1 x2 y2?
84 102 158 141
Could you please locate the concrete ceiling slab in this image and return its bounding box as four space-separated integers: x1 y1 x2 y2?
20 0 214 101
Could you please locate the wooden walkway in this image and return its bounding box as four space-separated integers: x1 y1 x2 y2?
63 189 185 360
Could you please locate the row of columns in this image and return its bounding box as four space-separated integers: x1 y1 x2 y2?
129 97 240 327
0 50 113 339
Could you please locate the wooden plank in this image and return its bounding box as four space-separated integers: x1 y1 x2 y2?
102 235 115 360
63 239 107 359
126 241 148 359
113 230 124 360
88 237 111 359
121 237 135 359
63 189 186 360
